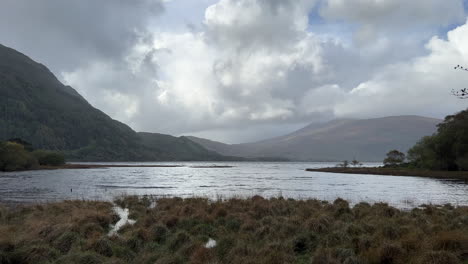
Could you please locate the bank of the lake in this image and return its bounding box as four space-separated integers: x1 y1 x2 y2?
1 196 468 264
306 167 468 181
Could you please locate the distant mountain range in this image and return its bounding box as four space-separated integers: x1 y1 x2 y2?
0 44 228 161
187 116 441 162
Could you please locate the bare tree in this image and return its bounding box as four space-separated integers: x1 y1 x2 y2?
452 65 468 99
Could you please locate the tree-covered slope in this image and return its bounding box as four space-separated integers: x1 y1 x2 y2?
0 44 224 161
138 133 229 161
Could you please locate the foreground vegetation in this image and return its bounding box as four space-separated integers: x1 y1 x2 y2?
306 167 468 181
1 197 468 264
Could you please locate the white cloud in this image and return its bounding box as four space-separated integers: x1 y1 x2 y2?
334 19 468 119
3 0 468 143
322 0 464 25
63 0 468 142
63 0 332 137
321 0 466 46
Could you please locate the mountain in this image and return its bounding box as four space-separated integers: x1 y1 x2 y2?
187 116 442 162
0 43 226 161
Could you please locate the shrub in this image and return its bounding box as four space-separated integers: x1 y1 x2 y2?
432 231 468 251
377 243 404 264
151 225 169 243
91 238 113 257
293 235 310 254
33 150 66 166
190 246 213 264
13 244 60 263
53 232 80 253
215 236 236 260
383 150 406 167
0 141 38 171
419 251 461 264
168 231 191 252
312 248 340 264
55 251 104 264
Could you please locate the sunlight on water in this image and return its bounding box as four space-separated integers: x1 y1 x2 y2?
1 162 467 208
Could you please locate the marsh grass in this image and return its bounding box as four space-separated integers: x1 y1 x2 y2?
1 197 468 263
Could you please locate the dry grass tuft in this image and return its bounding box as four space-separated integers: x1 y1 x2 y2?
1 197 468 263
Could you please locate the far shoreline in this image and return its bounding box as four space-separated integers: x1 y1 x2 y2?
1 164 235 172
306 167 468 181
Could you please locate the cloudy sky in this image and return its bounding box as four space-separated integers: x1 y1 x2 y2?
1 0 468 143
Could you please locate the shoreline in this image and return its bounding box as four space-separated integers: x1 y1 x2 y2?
306 167 468 181
1 194 465 209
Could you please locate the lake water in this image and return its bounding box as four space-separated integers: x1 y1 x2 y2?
1 162 467 208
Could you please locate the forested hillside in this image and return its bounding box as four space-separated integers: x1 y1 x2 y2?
0 44 225 161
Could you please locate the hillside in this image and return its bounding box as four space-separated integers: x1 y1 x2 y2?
0 44 225 161
188 116 441 161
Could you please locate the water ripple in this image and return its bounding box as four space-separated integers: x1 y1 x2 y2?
0 162 467 209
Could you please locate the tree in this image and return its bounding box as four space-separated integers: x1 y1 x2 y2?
337 160 350 168
383 150 405 167
408 108 468 171
33 150 65 166
0 141 38 171
351 159 362 167
8 138 34 151
452 65 468 99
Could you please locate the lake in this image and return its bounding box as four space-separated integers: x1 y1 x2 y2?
1 162 467 208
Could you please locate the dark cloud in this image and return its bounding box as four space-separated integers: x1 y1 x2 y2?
0 0 164 73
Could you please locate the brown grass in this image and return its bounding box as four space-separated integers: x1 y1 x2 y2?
1 197 468 263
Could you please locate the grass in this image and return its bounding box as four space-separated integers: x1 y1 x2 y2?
1 196 468 263
306 167 468 181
